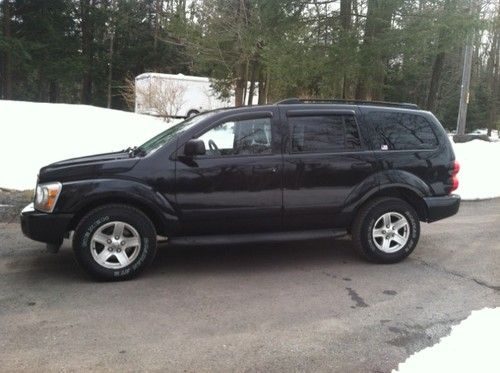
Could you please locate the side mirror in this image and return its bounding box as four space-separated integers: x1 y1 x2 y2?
184 139 206 157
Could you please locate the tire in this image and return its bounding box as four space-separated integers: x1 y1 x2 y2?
352 197 420 263
73 204 157 281
186 110 199 118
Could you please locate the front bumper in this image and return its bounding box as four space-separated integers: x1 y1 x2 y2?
424 194 461 223
20 203 73 245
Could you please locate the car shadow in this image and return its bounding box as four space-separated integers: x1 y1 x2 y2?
148 237 359 277
9 236 359 282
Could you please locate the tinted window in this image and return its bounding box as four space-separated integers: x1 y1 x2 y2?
290 114 361 153
369 112 438 150
198 117 272 156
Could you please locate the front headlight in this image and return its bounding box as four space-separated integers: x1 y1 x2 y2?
34 182 62 213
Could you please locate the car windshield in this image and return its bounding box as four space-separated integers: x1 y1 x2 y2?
138 112 215 155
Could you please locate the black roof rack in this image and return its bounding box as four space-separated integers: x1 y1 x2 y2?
275 98 420 110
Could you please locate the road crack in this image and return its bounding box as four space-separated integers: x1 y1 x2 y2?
412 257 500 292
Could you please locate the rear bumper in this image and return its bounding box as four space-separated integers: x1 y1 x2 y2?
424 194 460 223
20 203 73 245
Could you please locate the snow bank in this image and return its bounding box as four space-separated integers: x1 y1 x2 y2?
0 100 177 190
1 100 499 201
393 307 500 373
452 140 500 200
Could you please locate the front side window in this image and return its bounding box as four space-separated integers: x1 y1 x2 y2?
369 112 438 150
197 117 272 156
290 114 361 153
139 111 216 155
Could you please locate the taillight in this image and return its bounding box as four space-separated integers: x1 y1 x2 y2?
450 160 460 192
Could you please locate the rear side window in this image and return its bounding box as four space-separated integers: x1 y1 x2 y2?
290 114 361 153
369 112 438 150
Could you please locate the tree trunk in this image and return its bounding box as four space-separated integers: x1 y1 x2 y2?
154 0 163 53
49 81 59 103
340 0 351 99
426 51 445 111
234 61 246 107
2 0 13 99
257 66 267 105
355 0 396 100
107 0 116 109
340 0 351 31
80 0 94 105
232 0 251 107
107 30 114 108
264 70 270 103
486 12 499 137
247 59 257 105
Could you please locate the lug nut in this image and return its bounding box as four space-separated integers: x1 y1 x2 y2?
121 241 125 246
107 239 112 244
108 247 113 251
382 230 386 234
116 248 121 253
114 236 119 240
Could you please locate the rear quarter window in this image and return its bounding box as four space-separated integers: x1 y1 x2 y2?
368 111 439 150
289 114 361 153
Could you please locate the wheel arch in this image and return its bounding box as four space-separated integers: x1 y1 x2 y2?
68 195 172 236
368 186 427 221
350 186 428 230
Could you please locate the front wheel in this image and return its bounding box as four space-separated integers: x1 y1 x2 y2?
73 204 157 281
352 197 420 263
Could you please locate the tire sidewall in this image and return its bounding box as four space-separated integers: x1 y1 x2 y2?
362 201 420 262
74 206 156 280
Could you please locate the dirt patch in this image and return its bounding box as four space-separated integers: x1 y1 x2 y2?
0 188 33 223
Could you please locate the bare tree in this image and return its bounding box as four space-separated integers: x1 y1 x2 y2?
2 0 13 99
486 2 499 136
122 76 187 121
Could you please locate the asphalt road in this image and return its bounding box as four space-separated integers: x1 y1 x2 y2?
1 200 499 372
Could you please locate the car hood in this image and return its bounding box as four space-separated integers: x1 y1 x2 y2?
38 151 140 183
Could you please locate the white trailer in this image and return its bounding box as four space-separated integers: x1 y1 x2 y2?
135 73 259 118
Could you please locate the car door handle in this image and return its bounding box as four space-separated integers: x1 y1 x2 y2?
351 162 372 170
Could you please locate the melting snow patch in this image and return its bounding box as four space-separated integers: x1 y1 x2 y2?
452 140 500 200
393 307 500 373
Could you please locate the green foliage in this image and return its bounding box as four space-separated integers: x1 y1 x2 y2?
0 0 498 131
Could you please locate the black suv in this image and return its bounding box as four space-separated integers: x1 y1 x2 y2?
21 99 460 280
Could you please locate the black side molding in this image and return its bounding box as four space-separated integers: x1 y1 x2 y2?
168 229 348 246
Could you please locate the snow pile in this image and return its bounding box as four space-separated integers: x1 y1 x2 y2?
0 100 499 201
452 139 500 200
1 100 176 190
394 307 500 373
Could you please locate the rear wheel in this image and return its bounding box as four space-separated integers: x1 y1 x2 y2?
73 204 157 281
352 197 420 263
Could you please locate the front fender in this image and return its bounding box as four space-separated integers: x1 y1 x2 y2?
55 178 178 234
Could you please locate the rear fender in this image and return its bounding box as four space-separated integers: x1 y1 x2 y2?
342 170 430 214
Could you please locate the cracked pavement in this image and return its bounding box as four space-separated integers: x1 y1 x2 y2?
0 199 498 372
